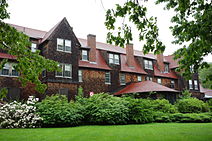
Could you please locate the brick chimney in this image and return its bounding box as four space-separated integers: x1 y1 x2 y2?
157 54 165 72
87 34 96 63
126 44 134 67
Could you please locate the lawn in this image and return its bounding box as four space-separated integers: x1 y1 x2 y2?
0 123 212 141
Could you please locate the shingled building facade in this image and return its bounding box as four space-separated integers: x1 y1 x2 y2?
0 18 204 101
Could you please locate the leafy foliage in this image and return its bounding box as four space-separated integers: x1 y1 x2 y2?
176 98 210 113
36 95 83 127
199 63 212 89
180 90 192 99
0 0 59 93
151 99 177 113
105 1 165 54
79 93 129 125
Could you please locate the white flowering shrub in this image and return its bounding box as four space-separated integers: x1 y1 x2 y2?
0 96 42 128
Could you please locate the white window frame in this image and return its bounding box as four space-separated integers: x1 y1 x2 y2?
0 63 19 77
194 80 198 90
144 59 153 70
146 76 152 81
82 50 88 61
78 70 83 82
171 80 175 88
120 73 126 85
31 43 37 52
157 78 162 84
64 64 71 78
57 38 71 53
105 72 111 84
164 64 169 73
55 63 72 78
189 80 193 89
137 75 142 82
109 53 119 65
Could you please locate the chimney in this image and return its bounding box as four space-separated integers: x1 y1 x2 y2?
87 34 96 63
126 44 134 67
157 54 165 72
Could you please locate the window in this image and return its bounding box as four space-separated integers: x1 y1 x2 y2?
157 78 162 84
42 70 46 78
0 63 19 77
144 59 153 70
56 63 72 78
137 76 142 82
31 43 37 52
194 80 198 90
146 76 152 81
82 50 88 61
120 73 126 85
190 65 194 72
164 64 169 73
105 72 111 84
78 70 82 82
109 53 119 65
189 80 193 89
57 38 71 53
170 80 175 88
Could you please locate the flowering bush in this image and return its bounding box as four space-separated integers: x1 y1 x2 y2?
0 96 42 128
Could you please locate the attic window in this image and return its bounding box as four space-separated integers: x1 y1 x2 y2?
82 50 88 61
109 53 119 65
57 38 71 53
144 59 153 70
164 64 169 73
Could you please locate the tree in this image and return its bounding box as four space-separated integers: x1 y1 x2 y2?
105 0 212 80
0 0 58 93
199 63 212 89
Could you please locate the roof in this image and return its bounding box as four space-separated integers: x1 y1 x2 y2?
0 53 16 60
120 54 147 74
154 65 178 79
79 50 111 70
114 81 178 95
164 55 179 69
10 24 46 39
200 85 212 98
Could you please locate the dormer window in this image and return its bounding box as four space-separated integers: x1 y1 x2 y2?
31 43 37 52
144 59 153 70
109 53 119 65
57 38 71 53
82 50 88 61
164 64 169 73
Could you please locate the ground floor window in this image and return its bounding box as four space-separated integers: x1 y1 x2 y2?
105 72 111 84
157 78 162 84
120 73 126 85
137 76 142 82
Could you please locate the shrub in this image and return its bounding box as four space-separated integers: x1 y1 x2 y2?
125 98 154 124
0 96 42 128
36 95 83 127
176 98 210 113
80 93 129 125
171 113 212 123
151 99 177 113
206 99 212 111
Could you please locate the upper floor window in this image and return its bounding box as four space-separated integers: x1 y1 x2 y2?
57 38 71 53
82 50 88 61
164 64 169 73
109 53 119 65
194 80 198 90
157 78 162 84
31 43 37 52
190 65 194 73
56 63 72 78
105 72 111 84
137 75 142 82
146 76 152 81
78 70 83 82
0 63 19 77
120 73 126 85
144 59 153 70
189 80 193 89
170 80 175 88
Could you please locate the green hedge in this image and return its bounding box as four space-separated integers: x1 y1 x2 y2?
36 95 83 127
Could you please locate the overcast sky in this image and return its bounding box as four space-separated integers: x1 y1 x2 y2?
5 0 211 62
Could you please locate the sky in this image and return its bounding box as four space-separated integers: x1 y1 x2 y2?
5 0 211 62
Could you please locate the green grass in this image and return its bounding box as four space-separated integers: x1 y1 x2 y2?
0 123 212 141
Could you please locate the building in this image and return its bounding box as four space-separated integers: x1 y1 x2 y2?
0 18 204 101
